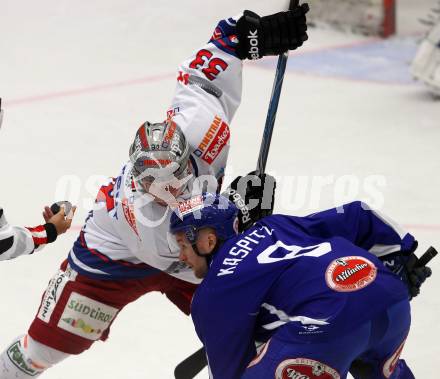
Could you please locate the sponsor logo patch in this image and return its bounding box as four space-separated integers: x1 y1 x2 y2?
325 256 377 292
58 292 118 340
195 115 230 164
275 358 340 379
177 195 204 218
37 269 70 323
141 159 172 167
299 324 325 336
7 341 39 376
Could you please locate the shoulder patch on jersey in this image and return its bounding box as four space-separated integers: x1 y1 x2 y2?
325 256 377 292
276 358 340 379
194 115 230 164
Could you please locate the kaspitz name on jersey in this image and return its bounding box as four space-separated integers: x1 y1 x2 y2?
217 225 273 277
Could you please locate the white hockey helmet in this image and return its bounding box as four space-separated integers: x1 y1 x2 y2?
129 120 190 187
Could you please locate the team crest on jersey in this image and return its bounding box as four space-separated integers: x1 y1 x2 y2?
194 115 230 164
325 256 377 292
275 358 340 379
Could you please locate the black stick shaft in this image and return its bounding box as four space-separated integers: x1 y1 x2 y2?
256 52 288 175
174 347 206 379
256 0 298 174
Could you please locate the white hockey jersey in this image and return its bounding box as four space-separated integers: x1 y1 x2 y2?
68 16 243 284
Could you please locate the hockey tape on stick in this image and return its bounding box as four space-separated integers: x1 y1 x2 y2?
416 246 438 267
405 246 438 272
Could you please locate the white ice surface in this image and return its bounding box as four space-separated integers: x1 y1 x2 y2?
0 0 439 378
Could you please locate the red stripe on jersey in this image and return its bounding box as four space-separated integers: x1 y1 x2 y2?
33 237 48 245
216 38 236 52
26 225 45 234
80 231 110 262
26 225 48 245
79 231 149 269
115 259 151 268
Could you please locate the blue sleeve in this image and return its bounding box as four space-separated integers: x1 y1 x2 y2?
192 293 256 379
294 201 416 258
208 16 240 58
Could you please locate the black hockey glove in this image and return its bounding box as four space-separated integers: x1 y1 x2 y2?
236 4 309 60
222 171 276 232
381 242 435 300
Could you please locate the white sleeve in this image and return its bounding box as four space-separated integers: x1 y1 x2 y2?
0 207 36 261
411 21 440 95
168 15 243 180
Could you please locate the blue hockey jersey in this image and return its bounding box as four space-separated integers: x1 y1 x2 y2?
191 201 415 379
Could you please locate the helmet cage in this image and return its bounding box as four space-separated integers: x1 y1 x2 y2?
129 120 191 191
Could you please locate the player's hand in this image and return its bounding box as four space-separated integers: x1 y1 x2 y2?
223 171 276 232
236 3 309 60
403 251 433 299
44 204 76 235
381 243 434 300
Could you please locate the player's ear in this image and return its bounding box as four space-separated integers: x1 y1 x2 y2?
207 230 217 253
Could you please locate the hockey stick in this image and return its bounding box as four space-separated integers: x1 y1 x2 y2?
256 51 289 175
174 347 206 379
256 0 301 174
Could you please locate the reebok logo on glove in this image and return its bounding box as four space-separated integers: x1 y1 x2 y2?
236 7 309 60
226 188 251 224
247 29 260 60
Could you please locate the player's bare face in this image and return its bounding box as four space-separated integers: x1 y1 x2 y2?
175 232 209 278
